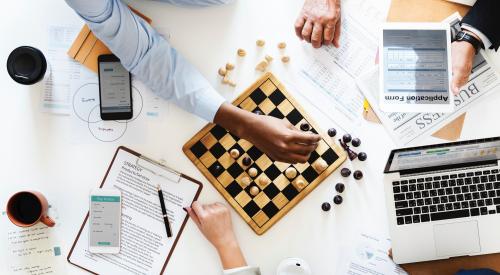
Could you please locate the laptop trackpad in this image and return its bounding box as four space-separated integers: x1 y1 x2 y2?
433 221 481 257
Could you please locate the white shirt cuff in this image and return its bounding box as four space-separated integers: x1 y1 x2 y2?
194 86 226 122
462 24 493 49
223 266 261 275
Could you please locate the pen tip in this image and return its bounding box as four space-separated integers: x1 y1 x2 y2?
157 184 161 191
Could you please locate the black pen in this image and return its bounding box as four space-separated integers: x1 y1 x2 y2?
157 184 172 237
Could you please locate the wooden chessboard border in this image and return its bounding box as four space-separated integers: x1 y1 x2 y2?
183 72 347 235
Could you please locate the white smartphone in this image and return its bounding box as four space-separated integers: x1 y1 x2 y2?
379 22 453 113
88 188 121 254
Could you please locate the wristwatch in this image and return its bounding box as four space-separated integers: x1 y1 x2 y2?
455 31 484 55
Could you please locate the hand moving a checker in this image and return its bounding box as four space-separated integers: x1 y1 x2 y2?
214 103 321 164
295 0 342 48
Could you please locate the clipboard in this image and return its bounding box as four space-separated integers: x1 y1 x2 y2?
67 146 202 274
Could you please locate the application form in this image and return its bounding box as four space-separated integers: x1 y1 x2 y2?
383 29 450 103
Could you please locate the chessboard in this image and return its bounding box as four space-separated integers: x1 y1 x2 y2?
183 72 346 235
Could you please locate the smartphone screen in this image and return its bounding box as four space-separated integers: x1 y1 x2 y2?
98 54 133 120
89 191 121 253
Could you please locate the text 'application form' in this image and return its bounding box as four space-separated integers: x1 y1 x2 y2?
383 29 450 105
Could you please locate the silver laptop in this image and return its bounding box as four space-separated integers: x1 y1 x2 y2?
383 137 500 264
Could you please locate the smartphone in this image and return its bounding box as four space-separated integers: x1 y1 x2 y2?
89 188 121 254
98 54 133 120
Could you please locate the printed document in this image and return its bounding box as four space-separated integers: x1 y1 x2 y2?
336 232 407 275
68 149 200 274
42 26 81 115
381 27 452 110
356 13 500 145
298 0 387 130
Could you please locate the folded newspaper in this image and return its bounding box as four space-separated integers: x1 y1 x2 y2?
356 13 500 146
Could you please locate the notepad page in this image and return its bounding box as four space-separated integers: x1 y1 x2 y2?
69 149 199 275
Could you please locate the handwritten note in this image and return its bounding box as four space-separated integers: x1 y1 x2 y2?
0 207 66 275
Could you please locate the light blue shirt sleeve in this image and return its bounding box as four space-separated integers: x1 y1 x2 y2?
65 0 227 122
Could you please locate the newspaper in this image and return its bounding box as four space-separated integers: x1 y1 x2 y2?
356 13 500 146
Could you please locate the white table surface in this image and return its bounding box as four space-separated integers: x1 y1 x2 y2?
2 1 500 274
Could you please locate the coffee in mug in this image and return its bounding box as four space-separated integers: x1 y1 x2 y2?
6 191 55 227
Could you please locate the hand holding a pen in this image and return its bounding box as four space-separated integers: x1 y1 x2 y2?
186 202 248 270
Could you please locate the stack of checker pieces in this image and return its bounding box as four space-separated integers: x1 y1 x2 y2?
183 72 346 235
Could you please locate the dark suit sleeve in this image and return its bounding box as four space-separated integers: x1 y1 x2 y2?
461 0 500 51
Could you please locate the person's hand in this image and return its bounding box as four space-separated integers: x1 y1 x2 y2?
241 115 321 163
451 40 476 95
295 0 341 48
186 202 247 269
187 202 237 250
214 103 321 164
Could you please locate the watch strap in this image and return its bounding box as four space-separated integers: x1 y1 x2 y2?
455 31 484 54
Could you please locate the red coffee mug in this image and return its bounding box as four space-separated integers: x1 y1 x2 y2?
6 191 55 227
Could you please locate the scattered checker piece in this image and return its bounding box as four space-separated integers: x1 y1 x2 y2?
183 72 347 235
320 132 368 212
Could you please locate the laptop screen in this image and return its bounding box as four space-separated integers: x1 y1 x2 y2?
384 137 500 173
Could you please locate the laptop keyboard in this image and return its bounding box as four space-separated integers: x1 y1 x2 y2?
394 168 500 225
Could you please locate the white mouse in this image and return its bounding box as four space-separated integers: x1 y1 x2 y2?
276 258 312 275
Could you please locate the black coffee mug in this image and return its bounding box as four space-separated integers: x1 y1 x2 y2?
7 46 47 85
